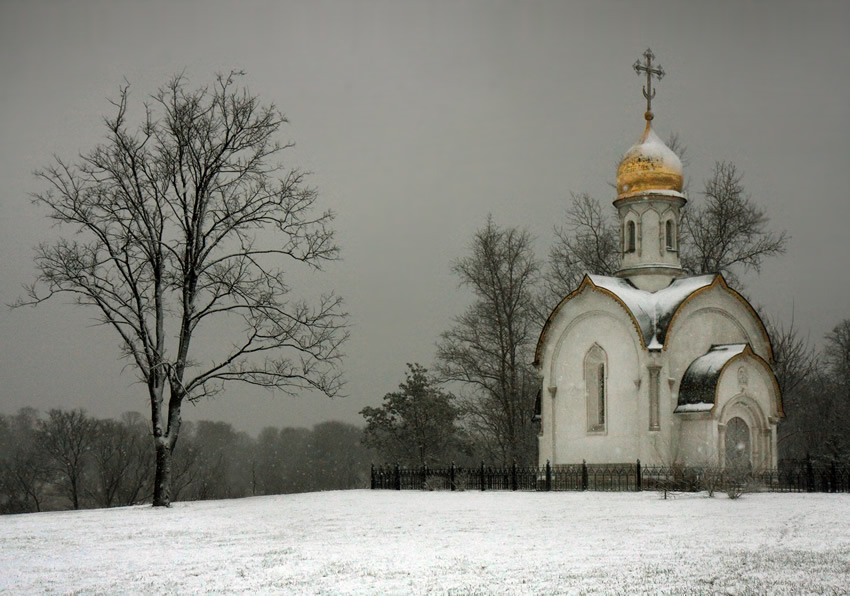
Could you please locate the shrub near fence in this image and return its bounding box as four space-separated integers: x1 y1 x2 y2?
370 460 850 494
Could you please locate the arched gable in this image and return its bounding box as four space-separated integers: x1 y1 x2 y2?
663 275 774 362
535 275 646 367
549 310 642 382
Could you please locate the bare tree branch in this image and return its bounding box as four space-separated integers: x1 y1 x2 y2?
681 161 788 286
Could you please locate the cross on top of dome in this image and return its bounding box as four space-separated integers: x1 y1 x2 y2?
633 48 665 121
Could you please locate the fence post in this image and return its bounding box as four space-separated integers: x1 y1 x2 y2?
581 459 588 491
395 462 401 491
370 464 375 490
546 460 552 492
806 455 814 493
636 459 642 491
450 462 456 492
511 461 518 491
480 461 485 491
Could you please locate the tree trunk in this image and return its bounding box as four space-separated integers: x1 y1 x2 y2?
152 439 173 507
71 474 80 510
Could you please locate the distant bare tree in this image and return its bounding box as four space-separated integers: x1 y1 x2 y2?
768 312 818 458
776 318 850 463
87 414 153 507
17 72 348 506
765 312 818 398
665 132 689 167
820 320 850 461
36 409 96 510
311 421 373 489
169 421 200 502
116 412 155 505
680 161 788 286
0 409 50 513
824 320 850 385
543 193 619 315
437 217 540 464
187 421 252 501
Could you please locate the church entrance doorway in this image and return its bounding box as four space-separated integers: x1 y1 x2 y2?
725 417 751 469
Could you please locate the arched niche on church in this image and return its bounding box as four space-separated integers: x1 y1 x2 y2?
583 344 608 432
676 346 781 469
664 286 774 387
658 206 678 253
621 212 640 256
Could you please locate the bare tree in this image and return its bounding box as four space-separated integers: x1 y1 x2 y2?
311 421 374 489
824 320 850 385
16 72 348 506
764 311 818 399
820 320 850 461
36 409 96 510
0 409 50 513
87 415 154 507
543 192 619 317
767 312 819 460
681 161 788 286
186 421 251 501
437 217 540 464
776 319 850 463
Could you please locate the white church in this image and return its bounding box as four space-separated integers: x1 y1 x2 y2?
534 51 783 470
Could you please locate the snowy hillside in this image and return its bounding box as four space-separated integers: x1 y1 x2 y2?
1 490 848 593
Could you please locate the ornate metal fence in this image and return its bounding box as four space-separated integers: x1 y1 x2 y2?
370 459 850 494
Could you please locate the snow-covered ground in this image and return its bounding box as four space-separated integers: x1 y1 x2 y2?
1 490 848 594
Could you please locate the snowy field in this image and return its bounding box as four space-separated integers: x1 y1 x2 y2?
1 490 848 594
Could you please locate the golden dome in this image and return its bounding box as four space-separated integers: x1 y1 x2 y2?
616 120 683 198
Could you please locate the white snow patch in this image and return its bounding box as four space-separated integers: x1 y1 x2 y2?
672 403 714 413
622 125 683 173
1 490 848 594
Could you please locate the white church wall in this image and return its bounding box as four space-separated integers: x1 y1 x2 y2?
541 292 643 465
675 414 716 466
641 207 660 261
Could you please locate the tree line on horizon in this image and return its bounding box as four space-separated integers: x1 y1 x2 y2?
0 409 372 515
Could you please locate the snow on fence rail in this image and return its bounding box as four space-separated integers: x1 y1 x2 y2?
370 460 850 493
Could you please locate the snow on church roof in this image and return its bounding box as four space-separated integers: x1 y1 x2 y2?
587 273 716 349
675 344 747 412
534 272 775 367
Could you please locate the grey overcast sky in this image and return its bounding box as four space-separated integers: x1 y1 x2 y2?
1 1 848 436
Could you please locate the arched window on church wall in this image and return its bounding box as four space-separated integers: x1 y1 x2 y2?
585 345 607 432
626 221 636 253
665 219 675 251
